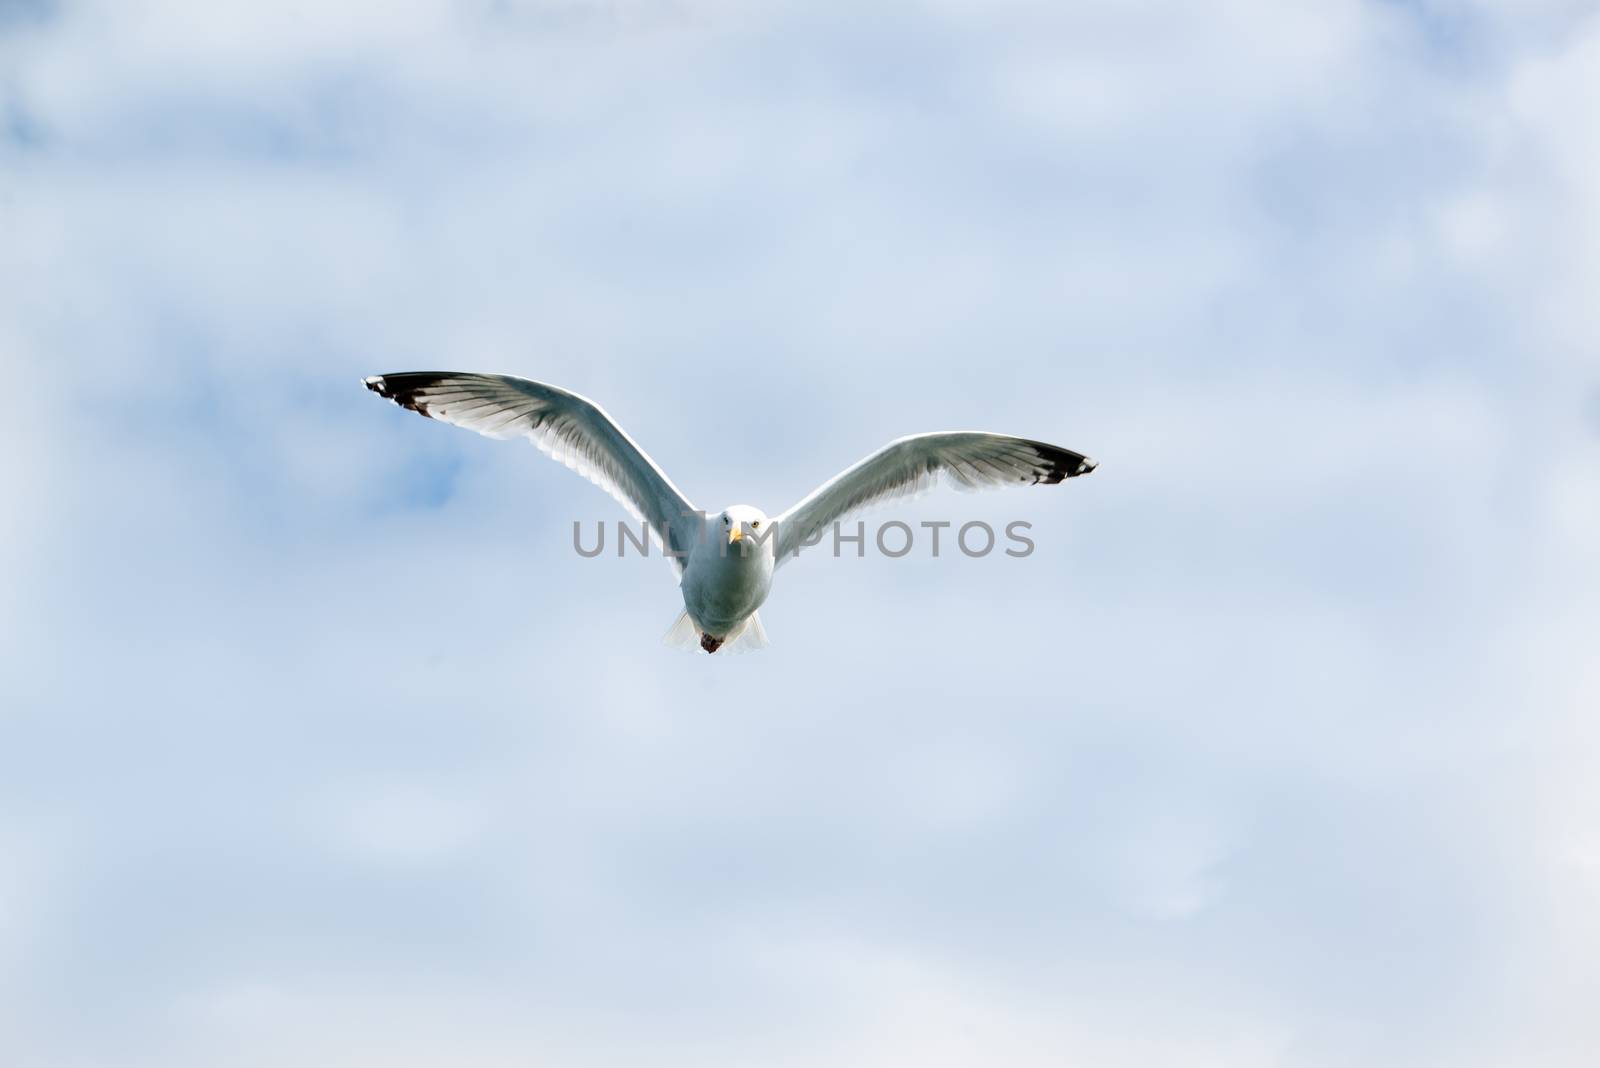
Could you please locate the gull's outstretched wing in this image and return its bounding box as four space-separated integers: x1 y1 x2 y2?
364 372 699 571
772 432 1096 568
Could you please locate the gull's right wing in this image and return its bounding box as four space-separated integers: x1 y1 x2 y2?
365 372 700 572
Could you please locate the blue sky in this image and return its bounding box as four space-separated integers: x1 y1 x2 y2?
2 1 1599 1065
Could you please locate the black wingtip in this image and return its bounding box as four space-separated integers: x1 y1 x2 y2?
363 372 455 416
1033 441 1097 484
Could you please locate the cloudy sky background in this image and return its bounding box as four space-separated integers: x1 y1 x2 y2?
3 0 1599 1064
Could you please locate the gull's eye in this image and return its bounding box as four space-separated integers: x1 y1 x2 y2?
723 515 730 525
752 521 760 528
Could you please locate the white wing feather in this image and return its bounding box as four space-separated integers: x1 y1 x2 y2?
772 431 1096 568
365 372 699 571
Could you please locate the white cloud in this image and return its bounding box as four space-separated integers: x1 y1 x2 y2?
3 1 1599 1065
313 782 490 866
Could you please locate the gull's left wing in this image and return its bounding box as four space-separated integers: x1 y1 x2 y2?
364 372 700 571
771 431 1096 568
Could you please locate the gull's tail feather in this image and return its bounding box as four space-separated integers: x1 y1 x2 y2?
662 610 701 651
722 611 770 655
660 610 772 655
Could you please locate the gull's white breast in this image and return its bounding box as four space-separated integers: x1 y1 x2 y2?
680 523 774 637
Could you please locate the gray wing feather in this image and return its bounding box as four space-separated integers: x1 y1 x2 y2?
365 372 699 572
772 431 1095 568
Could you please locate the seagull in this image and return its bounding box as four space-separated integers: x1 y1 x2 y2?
364 372 1096 653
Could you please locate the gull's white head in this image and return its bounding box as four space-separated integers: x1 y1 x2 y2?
719 504 771 546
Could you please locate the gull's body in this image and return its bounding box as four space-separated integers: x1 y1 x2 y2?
679 506 775 650
364 372 1095 653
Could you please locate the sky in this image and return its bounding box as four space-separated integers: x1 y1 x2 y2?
2 0 1599 1064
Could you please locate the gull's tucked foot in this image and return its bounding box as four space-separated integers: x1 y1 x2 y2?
700 633 724 654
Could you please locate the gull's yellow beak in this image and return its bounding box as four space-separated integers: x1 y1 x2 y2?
728 523 743 544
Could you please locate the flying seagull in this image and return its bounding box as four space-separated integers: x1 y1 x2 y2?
364 372 1096 653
